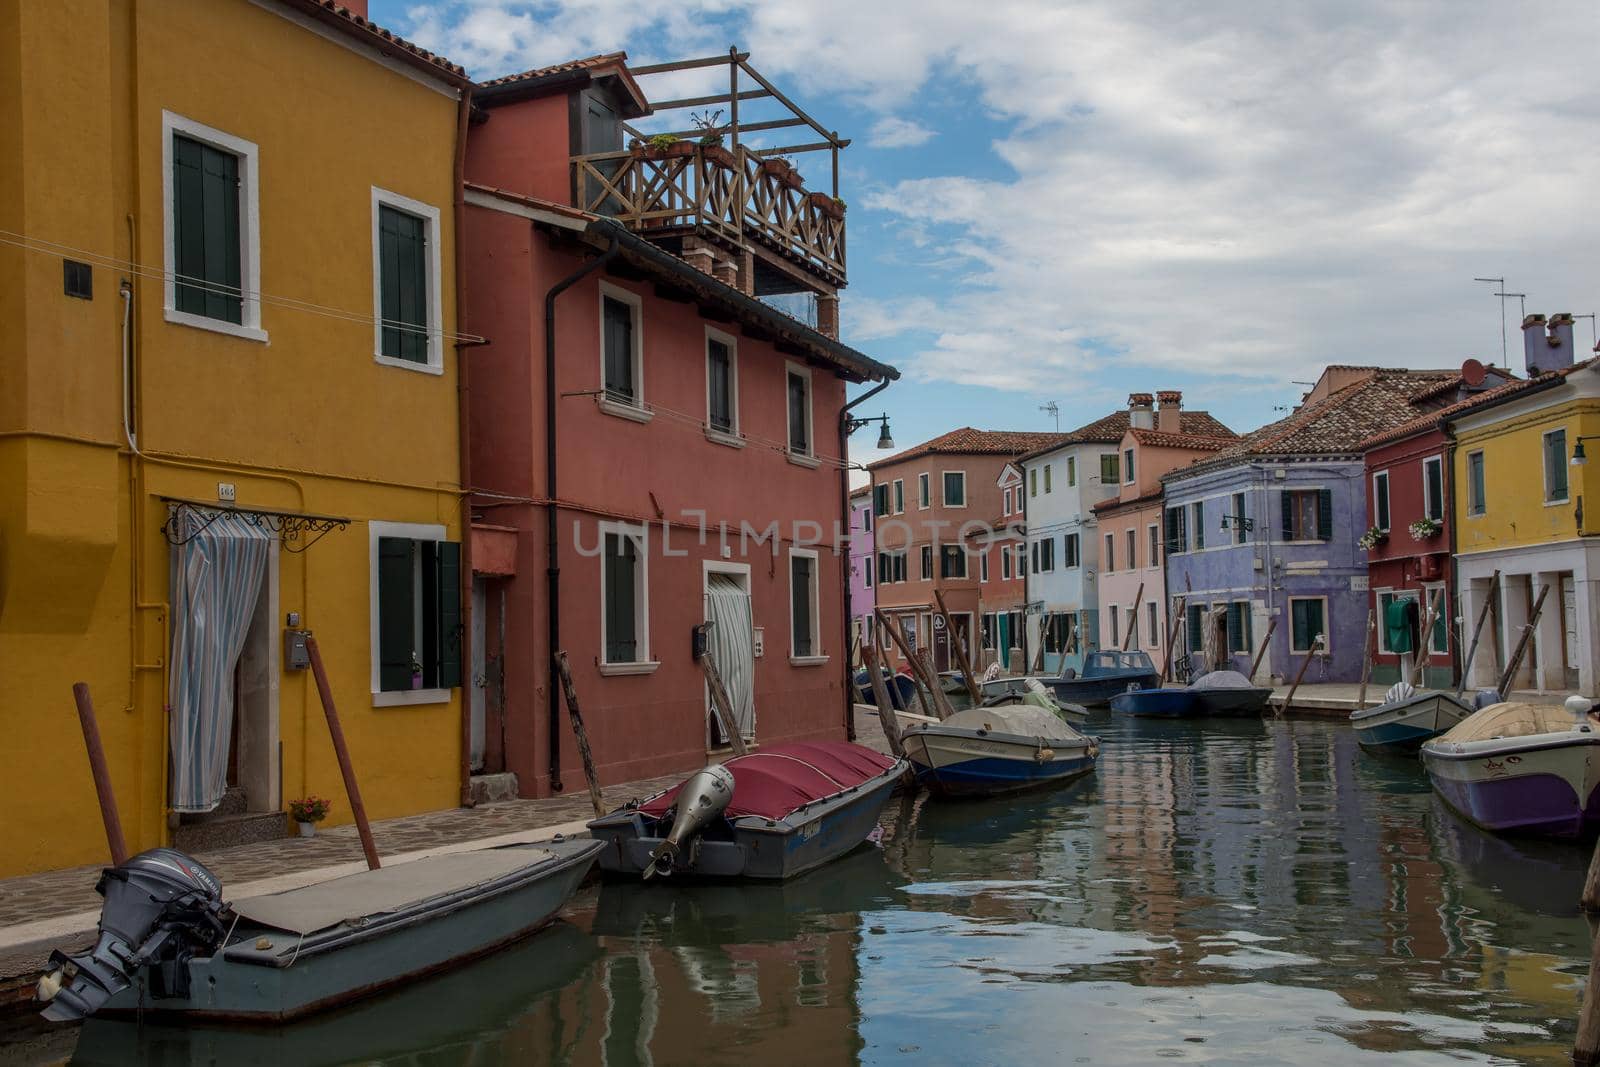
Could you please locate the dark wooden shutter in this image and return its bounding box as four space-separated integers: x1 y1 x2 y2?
604 533 637 662
435 540 462 688
378 537 414 691
788 373 809 453
707 339 731 431
1316 488 1334 540
380 205 428 362
1187 605 1203 653
792 555 813 656
603 297 634 400
1164 507 1179 553
172 134 242 324
1281 491 1294 541
1193 503 1205 550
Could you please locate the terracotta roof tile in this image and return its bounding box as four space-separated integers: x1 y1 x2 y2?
284 1 469 82
479 52 628 88
1360 360 1593 449
1091 488 1165 515
1128 426 1237 450
869 428 1070 470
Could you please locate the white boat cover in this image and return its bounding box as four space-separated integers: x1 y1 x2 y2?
1190 670 1256 691
232 847 553 935
1434 702 1586 745
941 704 1085 743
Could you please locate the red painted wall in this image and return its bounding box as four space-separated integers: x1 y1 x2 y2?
465 94 573 204
463 202 852 794
1364 428 1454 673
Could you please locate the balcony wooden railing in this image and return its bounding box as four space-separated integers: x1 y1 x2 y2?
572 143 846 286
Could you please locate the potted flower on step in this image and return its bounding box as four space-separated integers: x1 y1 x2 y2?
692 109 736 169
1357 526 1387 551
1408 517 1442 542
289 795 330 838
633 133 695 161
807 191 845 221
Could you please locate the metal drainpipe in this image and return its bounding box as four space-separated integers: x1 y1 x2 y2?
543 233 619 793
840 378 892 739
452 83 476 809
1442 429 1460 686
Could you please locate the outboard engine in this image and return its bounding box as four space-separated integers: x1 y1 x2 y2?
645 764 735 880
38 848 229 1022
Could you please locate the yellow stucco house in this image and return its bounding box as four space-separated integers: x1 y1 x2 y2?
1451 315 1600 696
0 0 473 876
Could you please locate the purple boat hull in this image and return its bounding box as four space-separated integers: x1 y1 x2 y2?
1422 725 1600 839
1428 769 1600 839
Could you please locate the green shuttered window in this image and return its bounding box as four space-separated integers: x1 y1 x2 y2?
603 532 640 664
707 338 733 432
791 554 815 656
379 204 429 363
1281 488 1334 541
1544 429 1569 502
1290 597 1326 653
377 537 461 692
603 297 636 402
172 133 243 324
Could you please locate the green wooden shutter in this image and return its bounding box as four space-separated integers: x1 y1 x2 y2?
792 555 813 656
435 541 462 688
380 205 428 363
1164 507 1179 554
1281 490 1294 541
1192 502 1205 550
603 297 634 400
1316 489 1334 540
172 134 242 324
788 373 809 453
378 537 415 691
707 339 732 431
604 533 638 663
1187 605 1204 653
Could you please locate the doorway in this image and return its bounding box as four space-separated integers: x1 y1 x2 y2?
232 544 280 813
704 564 754 748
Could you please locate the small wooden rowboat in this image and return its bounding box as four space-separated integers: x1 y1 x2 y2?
588 742 906 881
1352 686 1473 753
901 698 1099 798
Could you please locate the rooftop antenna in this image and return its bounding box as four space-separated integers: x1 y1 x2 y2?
1039 401 1060 431
1577 314 1597 349
1498 291 1527 323
1474 277 1509 367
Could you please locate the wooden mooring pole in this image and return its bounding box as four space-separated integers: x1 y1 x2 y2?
1161 596 1186 683
553 651 608 819
935 589 981 706
71 683 129 866
1497 584 1550 698
1456 570 1501 698
305 637 380 871
862 645 905 758
1574 919 1600 1064
699 651 750 758
876 609 943 719
1121 582 1145 652
1278 634 1323 717
1355 610 1376 710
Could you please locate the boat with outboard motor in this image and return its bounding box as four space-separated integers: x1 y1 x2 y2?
1421 696 1600 838
587 741 906 881
1044 650 1160 706
1352 682 1474 754
1187 669 1274 716
36 838 604 1023
900 685 1100 797
1109 686 1201 718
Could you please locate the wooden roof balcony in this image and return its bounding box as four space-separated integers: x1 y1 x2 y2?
572 142 845 292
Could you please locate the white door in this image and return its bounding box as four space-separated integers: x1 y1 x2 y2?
470 577 486 772
1564 574 1579 684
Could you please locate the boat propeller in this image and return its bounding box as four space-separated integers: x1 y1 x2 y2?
644 764 735 880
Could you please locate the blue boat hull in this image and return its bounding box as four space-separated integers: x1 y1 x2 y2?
1109 689 1202 718
913 752 1096 797
1354 719 1441 753
1046 674 1159 706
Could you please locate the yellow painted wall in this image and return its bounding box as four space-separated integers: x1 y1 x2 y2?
1453 394 1600 556
0 0 466 876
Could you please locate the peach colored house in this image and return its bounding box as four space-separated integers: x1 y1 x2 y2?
1091 393 1235 673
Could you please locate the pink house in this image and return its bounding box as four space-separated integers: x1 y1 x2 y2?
460 53 897 797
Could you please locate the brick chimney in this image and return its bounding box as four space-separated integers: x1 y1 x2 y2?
1522 313 1576 376
1545 313 1576 373
1128 393 1154 430
1156 390 1182 433
341 0 369 16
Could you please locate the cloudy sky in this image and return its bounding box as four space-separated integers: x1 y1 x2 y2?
378 0 1600 469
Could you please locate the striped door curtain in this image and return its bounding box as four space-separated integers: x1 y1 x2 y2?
167 508 271 813
705 575 756 742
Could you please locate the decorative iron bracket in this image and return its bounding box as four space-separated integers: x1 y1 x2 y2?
160 498 351 553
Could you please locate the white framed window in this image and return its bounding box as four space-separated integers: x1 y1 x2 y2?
893 479 905 514
371 187 445 374
789 548 825 664
1067 456 1077 487
1044 464 1053 493
369 520 459 707
1123 447 1135 485
1126 528 1137 570
1147 602 1159 646
980 550 990 582
943 471 967 508
705 325 740 443
918 472 931 509
1466 450 1486 515
1289 596 1328 654
920 544 933 580
1372 470 1391 531
598 281 649 422
1422 455 1444 522
1001 546 1013 580
863 555 873 588
162 111 265 343
1003 488 1012 514
1016 544 1027 575
1104 532 1114 572
785 361 816 465
599 521 654 672
1544 428 1569 503
1030 468 1038 497
1147 524 1159 569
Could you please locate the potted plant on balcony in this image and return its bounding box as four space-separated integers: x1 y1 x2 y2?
1357 526 1387 551
807 192 845 220
633 133 695 161
1408 517 1442 542
289 795 331 838
760 153 805 189
692 109 736 169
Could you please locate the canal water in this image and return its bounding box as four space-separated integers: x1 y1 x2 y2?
58 717 1591 1065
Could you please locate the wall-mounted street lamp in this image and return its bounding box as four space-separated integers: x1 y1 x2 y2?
1220 513 1254 532
846 412 894 450
1571 436 1600 467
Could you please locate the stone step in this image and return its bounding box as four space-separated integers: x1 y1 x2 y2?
470 772 520 805
171 810 286 854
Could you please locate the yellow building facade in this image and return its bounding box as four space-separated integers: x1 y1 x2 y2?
1451 358 1600 695
0 0 471 876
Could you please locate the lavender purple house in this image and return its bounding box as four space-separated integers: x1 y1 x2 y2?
1162 366 1469 684
848 486 874 667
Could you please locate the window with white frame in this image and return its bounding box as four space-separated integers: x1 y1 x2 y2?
1147 524 1159 568
600 523 650 665
599 282 643 408
943 471 966 508
920 544 933 580
1067 456 1076 487
372 188 443 371
1001 546 1013 580
789 549 822 659
1044 464 1053 493
705 328 738 436
877 550 907 584
918 472 930 509
1289 596 1327 653
1467 450 1486 515
1016 544 1027 575
1003 488 1012 514
1372 470 1391 531
980 550 990 582
786 363 813 458
1123 448 1135 485
1422 456 1444 522
370 521 461 706
1103 532 1114 572
864 555 873 588
1065 532 1080 568
164 111 264 341
893 479 905 514
940 544 968 579
1126 528 1137 571
1544 428 1569 502
1147 602 1159 646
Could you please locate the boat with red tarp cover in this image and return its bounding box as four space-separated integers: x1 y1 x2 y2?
587 741 907 880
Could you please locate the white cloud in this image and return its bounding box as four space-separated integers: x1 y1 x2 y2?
868 117 935 149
